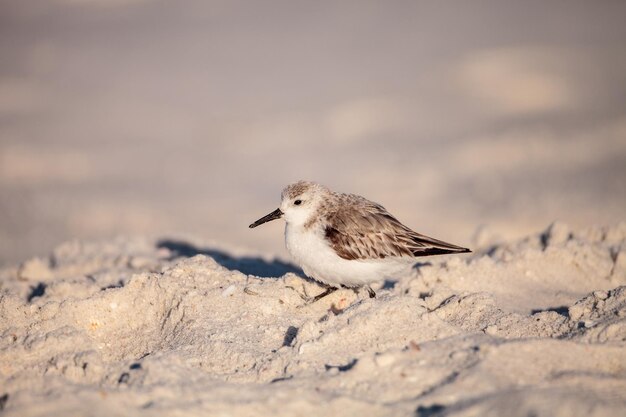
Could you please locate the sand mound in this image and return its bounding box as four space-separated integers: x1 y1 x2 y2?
1 223 626 416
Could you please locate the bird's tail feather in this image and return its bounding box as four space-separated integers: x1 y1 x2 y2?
410 233 471 256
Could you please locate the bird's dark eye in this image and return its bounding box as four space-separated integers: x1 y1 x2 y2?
294 199 302 206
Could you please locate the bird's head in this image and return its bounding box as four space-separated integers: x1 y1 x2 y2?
249 181 330 228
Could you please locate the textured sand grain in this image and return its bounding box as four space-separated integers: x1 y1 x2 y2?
1 223 625 416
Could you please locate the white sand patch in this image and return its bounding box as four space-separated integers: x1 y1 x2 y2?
0 146 94 186
455 47 577 114
326 97 412 143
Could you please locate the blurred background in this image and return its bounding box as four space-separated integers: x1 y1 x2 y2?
1 0 625 265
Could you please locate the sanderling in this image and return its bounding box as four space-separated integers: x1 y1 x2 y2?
249 181 470 302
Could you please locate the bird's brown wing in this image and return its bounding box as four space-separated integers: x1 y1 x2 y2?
323 198 470 261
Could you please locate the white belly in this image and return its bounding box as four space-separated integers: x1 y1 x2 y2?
284 224 412 288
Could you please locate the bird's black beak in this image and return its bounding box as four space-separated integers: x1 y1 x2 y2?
249 208 283 228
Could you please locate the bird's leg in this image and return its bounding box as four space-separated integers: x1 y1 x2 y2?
310 286 338 303
365 286 376 298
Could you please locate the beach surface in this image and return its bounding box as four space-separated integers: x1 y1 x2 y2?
1 222 625 416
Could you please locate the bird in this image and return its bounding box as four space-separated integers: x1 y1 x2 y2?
249 181 470 302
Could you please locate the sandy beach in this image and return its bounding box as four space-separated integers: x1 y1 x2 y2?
1 222 625 416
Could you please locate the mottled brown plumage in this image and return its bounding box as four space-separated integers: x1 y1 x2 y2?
319 194 470 261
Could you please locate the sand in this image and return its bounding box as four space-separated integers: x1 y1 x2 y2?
2 2 626 266
1 221 625 416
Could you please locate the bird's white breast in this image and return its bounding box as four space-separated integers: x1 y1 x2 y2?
284 223 412 288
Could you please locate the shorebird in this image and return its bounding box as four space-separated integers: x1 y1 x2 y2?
249 181 470 302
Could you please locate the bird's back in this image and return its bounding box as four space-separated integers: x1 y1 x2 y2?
321 192 470 261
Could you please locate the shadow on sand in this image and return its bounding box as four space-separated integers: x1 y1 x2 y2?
156 239 302 278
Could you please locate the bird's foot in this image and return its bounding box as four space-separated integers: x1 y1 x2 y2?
309 286 339 303
298 283 375 308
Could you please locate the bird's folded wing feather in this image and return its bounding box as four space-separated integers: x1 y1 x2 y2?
323 198 469 260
